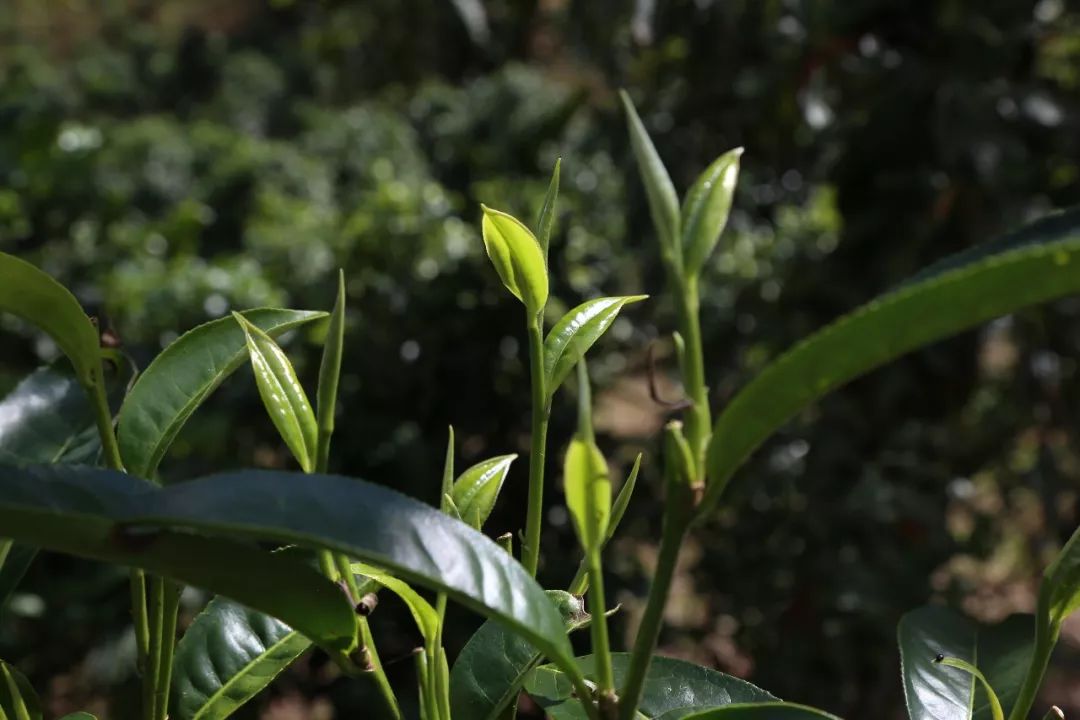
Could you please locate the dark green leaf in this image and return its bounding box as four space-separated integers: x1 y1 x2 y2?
58 714 97 720
0 543 36 613
661 703 841 720
481 205 549 315
117 308 326 479
449 590 588 720
680 148 742 277
1041 520 1080 627
0 368 99 465
543 296 647 396
233 313 318 473
524 654 776 719
619 91 681 266
705 212 1080 513
449 455 516 530
171 598 311 720
0 466 578 676
897 606 1033 720
0 659 41 720
536 158 561 261
0 465 359 658
0 252 101 389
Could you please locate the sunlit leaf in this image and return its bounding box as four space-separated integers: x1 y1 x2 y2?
481 205 549 315
543 296 646 397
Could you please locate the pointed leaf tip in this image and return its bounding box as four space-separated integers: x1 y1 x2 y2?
480 206 549 316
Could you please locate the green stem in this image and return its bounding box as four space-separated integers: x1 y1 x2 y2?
523 316 550 577
143 576 164 720
1007 594 1060 720
672 276 710 476
90 370 154 704
360 617 402 720
617 514 689 720
152 580 182 720
587 551 615 706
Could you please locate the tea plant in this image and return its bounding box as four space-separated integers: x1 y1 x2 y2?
2 92 1080 720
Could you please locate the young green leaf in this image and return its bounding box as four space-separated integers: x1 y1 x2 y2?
680 148 743 277
117 308 326 479
568 453 641 594
523 654 776 720
897 606 1033 720
704 208 1080 515
932 656 1005 720
315 270 347 472
440 426 455 513
171 598 311 720
543 296 647 397
481 205 549 316
563 438 611 557
0 252 102 390
233 312 319 473
450 455 517 530
619 90 681 268
537 158 562 261
0 659 42 720
449 590 590 720
351 562 439 648
1041 522 1080 627
0 465 359 659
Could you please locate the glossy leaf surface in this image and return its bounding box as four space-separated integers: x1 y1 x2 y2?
0 368 100 465
0 659 42 720
898 606 1033 720
0 465 359 655
705 210 1080 513
171 597 310 720
664 704 841 720
563 438 610 555
118 309 326 479
449 454 516 530
524 654 776 719
481 205 549 315
543 296 646 396
680 148 742 276
234 313 318 473
125 470 576 671
449 591 588 720
619 91 681 263
0 252 101 389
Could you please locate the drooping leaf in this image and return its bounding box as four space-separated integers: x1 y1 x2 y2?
704 209 1080 513
543 296 647 397
117 309 327 479
233 313 318 473
480 205 549 315
0 659 42 720
0 466 580 678
171 598 311 720
449 591 589 720
619 91 681 266
563 438 611 556
680 148 742 277
0 465 359 658
523 654 776 719
897 606 1033 720
536 158 562 261
660 703 842 720
449 455 516 530
0 252 101 389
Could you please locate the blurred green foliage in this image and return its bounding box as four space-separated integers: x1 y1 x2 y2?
2 0 1080 717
